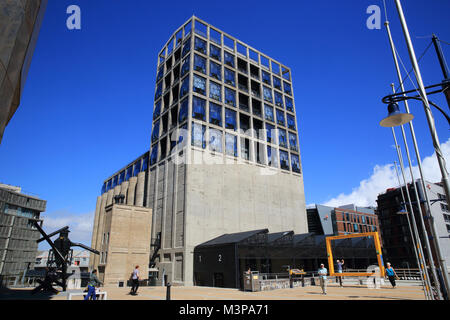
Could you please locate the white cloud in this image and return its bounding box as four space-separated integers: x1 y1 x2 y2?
39 211 94 249
323 138 450 207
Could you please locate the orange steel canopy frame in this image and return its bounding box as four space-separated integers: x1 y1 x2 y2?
326 232 385 277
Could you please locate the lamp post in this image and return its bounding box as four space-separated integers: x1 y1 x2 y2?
393 159 431 299
380 1 450 298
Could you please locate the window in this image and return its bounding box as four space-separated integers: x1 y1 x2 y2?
224 68 235 86
157 66 164 82
209 102 222 126
250 64 259 79
255 141 265 164
280 150 289 170
252 99 262 117
447 224 450 233
249 49 258 63
278 129 287 148
151 120 160 143
239 93 249 112
210 28 221 45
283 81 292 95
441 203 449 212
142 156 148 171
192 96 206 121
287 114 296 130
225 108 236 130
237 42 247 57
182 37 191 57
194 54 206 74
285 96 293 112
224 51 235 68
179 98 188 123
263 86 273 103
167 37 174 55
253 118 263 140
119 171 125 184
193 75 206 95
273 76 282 91
267 146 278 167
272 61 280 74
225 133 237 157
238 74 248 91
251 80 260 98
210 44 221 62
209 128 223 153
184 21 192 36
282 66 291 81
133 159 141 176
180 75 189 98
210 61 221 80
181 55 190 77
175 29 183 47
239 113 250 134
260 55 270 69
126 166 132 180
274 92 283 108
289 132 298 151
194 20 207 38
194 37 206 54
106 180 111 191
266 123 275 143
237 58 247 73
191 122 206 148
155 82 162 100
224 35 234 51
225 88 236 107
209 81 222 102
291 154 301 173
153 101 161 120
354 224 358 232
276 109 285 126
264 104 274 122
262 71 271 85
241 137 250 160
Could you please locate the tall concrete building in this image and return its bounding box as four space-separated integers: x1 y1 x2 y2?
0 183 46 287
91 16 307 286
0 0 48 143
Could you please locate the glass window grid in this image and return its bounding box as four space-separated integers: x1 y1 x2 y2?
151 18 299 173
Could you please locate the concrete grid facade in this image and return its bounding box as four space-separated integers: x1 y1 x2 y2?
148 16 307 286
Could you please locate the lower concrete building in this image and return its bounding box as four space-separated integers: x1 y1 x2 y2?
0 183 46 287
90 179 153 287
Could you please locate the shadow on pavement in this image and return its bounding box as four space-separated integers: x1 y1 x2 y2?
0 287 57 300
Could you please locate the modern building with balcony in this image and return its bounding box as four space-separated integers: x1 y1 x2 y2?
91 16 307 286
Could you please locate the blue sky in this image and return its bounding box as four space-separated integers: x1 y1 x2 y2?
1 0 450 246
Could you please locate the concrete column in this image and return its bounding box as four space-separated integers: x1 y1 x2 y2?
106 189 114 206
89 196 102 270
120 181 129 203
135 171 146 207
127 177 137 205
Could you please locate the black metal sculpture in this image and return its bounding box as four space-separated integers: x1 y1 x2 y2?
31 221 99 293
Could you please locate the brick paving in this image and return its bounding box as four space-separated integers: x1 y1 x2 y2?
50 282 425 300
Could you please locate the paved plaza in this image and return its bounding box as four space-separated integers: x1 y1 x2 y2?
0 281 426 300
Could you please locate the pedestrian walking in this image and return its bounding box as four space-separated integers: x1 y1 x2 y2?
130 265 140 295
336 259 344 287
84 269 102 300
385 262 399 288
318 263 328 295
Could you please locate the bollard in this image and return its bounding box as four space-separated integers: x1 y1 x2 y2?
166 282 171 300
